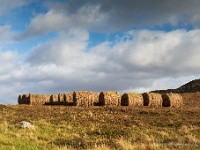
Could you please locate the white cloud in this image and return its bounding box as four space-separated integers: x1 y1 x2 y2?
25 29 200 89
26 29 90 66
109 29 200 76
1 29 200 104
2 1 200 104
21 2 108 38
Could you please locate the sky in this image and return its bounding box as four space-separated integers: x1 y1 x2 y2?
1 0 200 104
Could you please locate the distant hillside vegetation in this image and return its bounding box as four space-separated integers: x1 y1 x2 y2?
152 79 200 94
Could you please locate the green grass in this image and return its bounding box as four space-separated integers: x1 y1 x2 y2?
0 105 200 149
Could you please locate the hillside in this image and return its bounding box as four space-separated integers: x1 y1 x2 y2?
152 79 200 93
177 79 200 93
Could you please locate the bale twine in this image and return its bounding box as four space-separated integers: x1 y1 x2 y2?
142 93 162 107
65 92 73 106
121 93 143 106
162 93 183 108
50 94 59 105
29 94 47 105
73 91 99 107
99 91 120 106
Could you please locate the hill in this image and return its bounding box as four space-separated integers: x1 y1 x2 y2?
177 79 200 93
152 79 200 94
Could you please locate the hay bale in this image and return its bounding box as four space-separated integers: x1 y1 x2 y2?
58 93 66 105
50 94 59 105
89 92 100 106
162 93 183 108
29 94 47 105
99 91 120 106
21 94 30 104
121 93 143 106
45 95 51 105
65 92 73 106
142 93 162 107
73 91 99 107
18 95 22 104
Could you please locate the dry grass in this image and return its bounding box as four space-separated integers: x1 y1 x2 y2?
0 93 200 149
0 93 200 150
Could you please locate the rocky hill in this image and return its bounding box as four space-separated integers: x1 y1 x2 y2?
152 79 200 94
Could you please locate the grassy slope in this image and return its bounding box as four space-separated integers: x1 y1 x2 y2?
0 102 200 150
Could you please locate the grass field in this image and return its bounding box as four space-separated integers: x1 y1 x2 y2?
0 101 200 150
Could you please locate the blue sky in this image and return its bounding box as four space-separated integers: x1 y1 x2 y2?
1 0 200 104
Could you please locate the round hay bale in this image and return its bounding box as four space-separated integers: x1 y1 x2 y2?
121 93 143 106
29 94 47 105
18 95 22 104
21 94 30 104
44 95 51 105
162 93 183 108
99 91 120 106
50 94 59 105
89 92 100 106
65 92 73 106
58 93 66 105
73 91 99 107
21 94 26 104
142 93 162 107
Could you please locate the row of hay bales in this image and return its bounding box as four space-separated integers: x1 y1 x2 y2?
18 94 50 105
18 91 183 108
122 93 183 108
42 93 74 106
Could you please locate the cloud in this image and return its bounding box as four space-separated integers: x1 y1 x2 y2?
93 0 200 29
26 28 90 65
0 25 17 43
0 50 21 104
21 3 107 38
0 0 31 16
110 29 200 76
43 0 200 31
23 11 69 37
1 0 200 104
1 28 200 104
20 0 200 39
25 29 200 91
